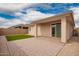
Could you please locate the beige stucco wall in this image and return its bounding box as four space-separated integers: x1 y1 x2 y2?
37 24 42 36
28 23 51 37
61 16 74 43
66 17 74 40
61 17 67 43
39 23 51 37
29 21 61 37
28 25 36 36
28 24 43 36
38 21 61 37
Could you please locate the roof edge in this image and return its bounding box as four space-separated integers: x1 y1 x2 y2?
31 11 74 24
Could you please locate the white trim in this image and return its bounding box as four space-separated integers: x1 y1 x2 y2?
50 24 52 37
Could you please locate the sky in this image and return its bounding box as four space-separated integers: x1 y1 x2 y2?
0 3 79 28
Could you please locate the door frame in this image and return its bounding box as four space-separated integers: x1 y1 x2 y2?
51 24 57 37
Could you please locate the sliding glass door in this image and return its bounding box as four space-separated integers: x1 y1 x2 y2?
51 24 56 37
51 23 61 37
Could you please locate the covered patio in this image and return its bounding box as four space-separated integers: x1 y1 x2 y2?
29 12 74 43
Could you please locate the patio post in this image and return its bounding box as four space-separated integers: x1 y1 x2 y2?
35 24 38 37
61 17 67 43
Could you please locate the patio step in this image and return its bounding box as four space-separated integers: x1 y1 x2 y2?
0 36 10 56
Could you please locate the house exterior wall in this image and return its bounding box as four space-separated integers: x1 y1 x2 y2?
61 16 74 43
28 12 74 43
29 21 61 37
39 23 51 37
29 25 36 36
37 24 42 36
38 21 61 37
66 17 74 40
28 23 51 37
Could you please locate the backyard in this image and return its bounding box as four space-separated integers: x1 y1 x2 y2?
6 34 33 41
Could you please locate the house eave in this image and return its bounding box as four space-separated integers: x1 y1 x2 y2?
31 11 75 26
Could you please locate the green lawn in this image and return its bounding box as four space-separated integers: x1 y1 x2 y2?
6 34 33 41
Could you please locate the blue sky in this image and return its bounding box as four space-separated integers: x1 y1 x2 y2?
0 3 79 28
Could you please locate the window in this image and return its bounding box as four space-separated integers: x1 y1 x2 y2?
15 26 21 28
23 27 28 29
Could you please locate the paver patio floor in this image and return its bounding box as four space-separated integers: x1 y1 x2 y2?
58 37 79 56
8 37 64 56
0 36 79 56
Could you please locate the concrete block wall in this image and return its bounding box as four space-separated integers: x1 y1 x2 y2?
0 28 28 36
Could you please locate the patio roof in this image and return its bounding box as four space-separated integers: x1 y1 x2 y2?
31 11 75 26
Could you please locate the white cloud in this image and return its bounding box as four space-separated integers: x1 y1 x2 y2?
0 17 8 23
21 10 55 22
0 18 26 28
0 3 34 11
0 9 55 28
0 3 55 28
15 11 24 16
69 7 79 27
